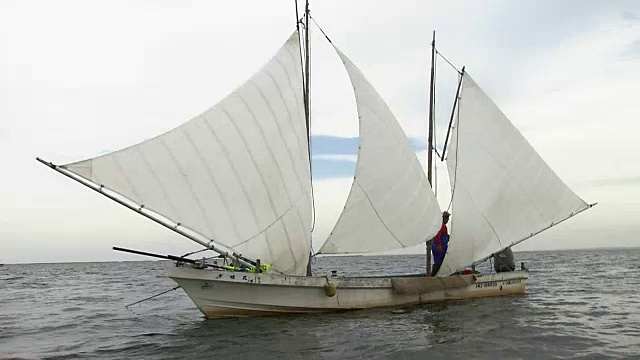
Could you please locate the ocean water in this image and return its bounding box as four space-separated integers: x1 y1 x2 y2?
1 249 640 359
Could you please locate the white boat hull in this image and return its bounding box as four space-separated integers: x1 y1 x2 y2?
169 267 528 318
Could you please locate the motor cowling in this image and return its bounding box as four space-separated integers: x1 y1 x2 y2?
493 248 515 272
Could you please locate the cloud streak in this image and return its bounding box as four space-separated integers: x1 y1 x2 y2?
582 176 640 188
622 39 640 58
310 135 429 179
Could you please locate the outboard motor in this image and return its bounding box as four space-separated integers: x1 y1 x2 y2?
493 248 516 272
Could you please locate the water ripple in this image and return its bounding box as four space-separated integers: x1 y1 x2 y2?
1 249 640 359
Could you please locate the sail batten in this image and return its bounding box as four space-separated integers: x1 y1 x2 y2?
319 46 442 255
62 32 312 275
440 73 590 275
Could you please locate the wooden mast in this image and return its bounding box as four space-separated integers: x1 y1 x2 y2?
303 0 313 276
426 31 436 276
303 0 310 138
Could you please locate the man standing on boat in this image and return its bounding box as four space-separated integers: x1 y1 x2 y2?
431 211 450 276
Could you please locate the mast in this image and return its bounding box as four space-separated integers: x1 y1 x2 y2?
303 0 313 276
427 31 435 187
426 31 436 276
304 0 310 138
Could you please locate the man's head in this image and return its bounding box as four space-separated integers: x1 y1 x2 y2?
442 211 450 224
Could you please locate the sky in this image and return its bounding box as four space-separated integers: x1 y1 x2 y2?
1 0 639 264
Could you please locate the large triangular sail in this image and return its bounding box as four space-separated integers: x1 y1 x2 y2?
61 32 313 276
439 73 590 275
319 46 442 254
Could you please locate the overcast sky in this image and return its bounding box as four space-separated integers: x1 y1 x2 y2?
1 0 639 264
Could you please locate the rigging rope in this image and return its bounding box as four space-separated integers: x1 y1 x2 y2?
433 50 438 197
446 70 462 213
295 1 318 239
180 248 210 258
435 49 462 74
306 13 335 258
125 286 181 308
310 15 332 44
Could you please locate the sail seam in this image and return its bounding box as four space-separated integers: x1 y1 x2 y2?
185 121 246 242
357 98 431 187
351 98 437 244
230 192 307 248
250 74 305 199
178 126 236 239
160 138 220 238
278 212 299 273
464 76 586 218
287 27 316 242
232 89 300 268
212 108 276 261
469 203 594 269
354 180 405 248
454 184 501 264
182 119 242 240
233 93 297 261
269 54 313 263
279 48 315 242
280 46 310 168
269 56 310 202
134 145 183 222
234 94 293 206
109 153 144 204
458 125 549 228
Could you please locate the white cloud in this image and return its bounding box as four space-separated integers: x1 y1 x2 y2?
312 154 357 162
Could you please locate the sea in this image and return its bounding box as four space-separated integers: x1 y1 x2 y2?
1 248 639 359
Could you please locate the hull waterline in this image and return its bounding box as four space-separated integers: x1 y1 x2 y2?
169 267 528 319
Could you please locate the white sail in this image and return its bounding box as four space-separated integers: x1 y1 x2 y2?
62 32 312 276
319 47 442 254
439 73 589 275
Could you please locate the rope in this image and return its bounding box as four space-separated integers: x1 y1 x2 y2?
295 5 317 238
180 248 210 258
446 71 462 213
310 15 332 44
125 286 181 308
435 49 462 74
432 51 438 197
307 13 335 257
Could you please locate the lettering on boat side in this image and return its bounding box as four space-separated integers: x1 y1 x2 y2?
475 281 498 288
505 279 522 285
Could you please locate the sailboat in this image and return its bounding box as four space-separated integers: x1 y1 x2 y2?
37 5 594 318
